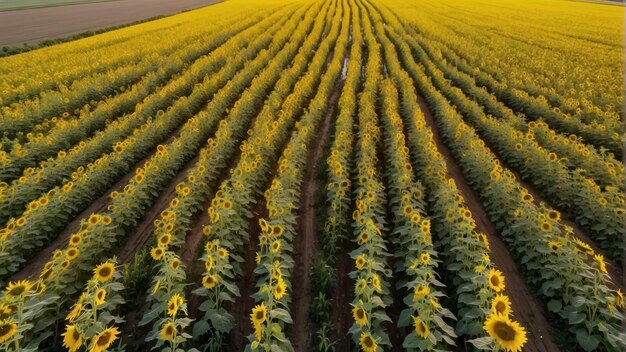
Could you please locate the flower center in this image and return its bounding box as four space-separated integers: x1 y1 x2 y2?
494 322 516 341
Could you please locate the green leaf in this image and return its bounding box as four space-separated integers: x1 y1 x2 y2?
576 329 599 351
547 299 562 313
210 312 234 333
468 336 493 350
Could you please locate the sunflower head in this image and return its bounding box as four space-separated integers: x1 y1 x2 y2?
62 324 83 352
251 303 267 327
274 278 286 300
151 247 164 261
66 303 83 322
0 321 17 343
372 274 382 292
5 280 34 298
355 255 366 270
491 294 512 316
487 269 506 293
159 322 176 342
93 262 115 283
358 332 377 352
202 275 218 289
413 284 430 302
484 314 527 352
167 293 184 317
94 288 107 306
270 240 281 254
413 317 429 339
90 327 120 352
352 305 367 327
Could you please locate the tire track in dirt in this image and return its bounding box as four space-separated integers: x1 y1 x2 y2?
288 60 344 352
416 96 561 352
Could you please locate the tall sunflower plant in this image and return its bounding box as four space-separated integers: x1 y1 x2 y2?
140 249 195 352
192 238 238 348
61 259 125 352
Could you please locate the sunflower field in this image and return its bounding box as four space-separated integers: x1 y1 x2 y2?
0 0 623 351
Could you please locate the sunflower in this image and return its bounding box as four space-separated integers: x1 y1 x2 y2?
271 224 284 237
574 239 594 256
420 252 431 265
594 254 608 274
66 248 79 260
413 284 430 302
356 279 368 295
169 258 181 270
0 321 17 343
0 304 12 320
352 305 367 327
547 210 560 221
420 219 431 234
548 241 562 254
357 232 369 245
491 294 512 316
218 248 228 258
250 303 267 341
88 214 100 226
89 327 120 352
274 278 286 300
355 255 366 270
159 322 176 342
539 221 552 233
483 314 527 352
5 280 34 298
205 256 214 271
271 240 281 254
62 325 83 352
202 275 218 289
167 293 183 317
70 234 82 246
158 233 172 247
101 216 112 225
372 274 382 292
94 288 107 306
151 247 164 261
93 262 115 283
430 297 441 309
66 303 83 322
413 317 429 339
255 252 261 265
359 332 377 352
487 269 506 293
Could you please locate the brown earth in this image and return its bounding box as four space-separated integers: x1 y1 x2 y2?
0 0 221 46
417 96 561 352
287 66 343 351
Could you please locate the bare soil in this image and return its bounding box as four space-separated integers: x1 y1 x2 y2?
0 0 221 46
330 252 353 351
416 97 561 352
287 70 343 352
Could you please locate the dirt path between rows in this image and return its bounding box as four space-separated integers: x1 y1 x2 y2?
416 97 561 352
287 70 343 352
0 0 222 46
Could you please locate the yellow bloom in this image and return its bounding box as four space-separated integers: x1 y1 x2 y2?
487 269 506 293
372 274 382 292
413 284 430 302
484 314 527 352
352 305 367 327
151 247 164 260
413 317 429 339
615 289 624 308
359 332 377 352
491 294 512 316
62 325 83 352
66 303 83 322
271 240 281 254
93 262 115 283
167 293 184 317
594 254 608 274
218 248 228 258
420 252 431 265
159 322 176 342
0 321 17 343
548 241 562 254
89 327 120 352
355 255 366 270
202 275 218 289
274 278 286 300
169 258 181 270
250 303 267 341
5 280 34 298
94 288 106 306
158 233 172 247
